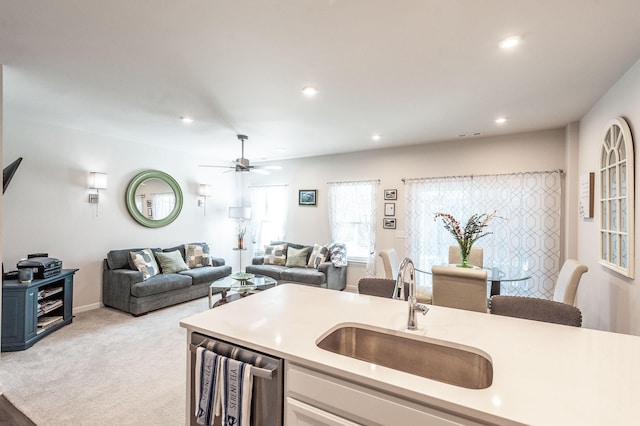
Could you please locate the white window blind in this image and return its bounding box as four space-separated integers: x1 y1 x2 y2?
250 185 289 255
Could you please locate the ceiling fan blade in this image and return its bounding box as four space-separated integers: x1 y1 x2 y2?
199 164 234 169
250 168 270 175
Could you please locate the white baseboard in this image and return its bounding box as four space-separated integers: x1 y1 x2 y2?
73 302 102 314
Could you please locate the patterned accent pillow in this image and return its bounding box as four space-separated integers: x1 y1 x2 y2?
155 250 190 274
327 243 348 267
263 243 288 266
129 248 160 280
307 244 329 269
185 243 212 268
285 246 310 268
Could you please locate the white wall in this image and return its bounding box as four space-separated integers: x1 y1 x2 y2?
2 115 242 311
578 57 640 334
3 113 566 310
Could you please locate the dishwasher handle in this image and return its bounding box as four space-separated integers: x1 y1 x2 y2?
189 342 278 380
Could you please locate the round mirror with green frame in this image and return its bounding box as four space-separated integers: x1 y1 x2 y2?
125 170 183 228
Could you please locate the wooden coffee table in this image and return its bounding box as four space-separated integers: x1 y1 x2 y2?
208 274 277 308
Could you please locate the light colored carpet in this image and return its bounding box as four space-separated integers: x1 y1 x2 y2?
0 297 213 426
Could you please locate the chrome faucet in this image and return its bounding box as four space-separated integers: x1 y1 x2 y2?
392 257 429 330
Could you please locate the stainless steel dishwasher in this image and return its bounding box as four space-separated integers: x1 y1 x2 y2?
189 332 283 426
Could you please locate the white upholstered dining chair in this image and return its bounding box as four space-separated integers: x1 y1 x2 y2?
378 249 432 304
431 265 488 312
552 259 588 306
378 248 400 280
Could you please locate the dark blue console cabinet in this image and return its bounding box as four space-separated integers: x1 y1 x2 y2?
2 269 77 352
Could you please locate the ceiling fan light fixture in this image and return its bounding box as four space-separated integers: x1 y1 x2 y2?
200 134 281 174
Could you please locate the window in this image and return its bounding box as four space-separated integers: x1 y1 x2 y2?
250 185 289 255
151 192 175 219
600 117 635 278
405 171 562 297
328 181 378 271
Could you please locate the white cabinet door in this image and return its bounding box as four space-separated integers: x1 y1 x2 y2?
286 363 486 426
286 397 360 426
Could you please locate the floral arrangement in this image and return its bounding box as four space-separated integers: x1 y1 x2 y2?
434 211 498 267
237 222 247 239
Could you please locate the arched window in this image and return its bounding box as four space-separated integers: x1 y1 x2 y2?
600 117 634 278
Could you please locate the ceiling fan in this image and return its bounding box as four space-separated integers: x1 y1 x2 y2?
199 134 281 174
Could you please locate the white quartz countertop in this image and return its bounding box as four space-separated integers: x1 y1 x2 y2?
180 284 640 425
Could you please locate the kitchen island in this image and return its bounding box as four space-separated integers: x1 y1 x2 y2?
180 283 640 425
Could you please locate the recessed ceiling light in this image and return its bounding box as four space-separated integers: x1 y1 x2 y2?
371 134 382 141
495 117 507 124
498 35 521 50
302 86 318 96
180 116 194 124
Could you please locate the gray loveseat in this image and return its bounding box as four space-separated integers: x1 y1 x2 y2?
246 241 347 290
102 243 231 316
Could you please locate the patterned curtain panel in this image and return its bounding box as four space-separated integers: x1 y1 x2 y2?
405 171 562 298
328 180 378 276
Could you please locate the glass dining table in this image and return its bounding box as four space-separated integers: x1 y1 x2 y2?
484 265 532 296
421 262 532 296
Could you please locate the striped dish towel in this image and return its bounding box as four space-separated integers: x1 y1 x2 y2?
220 357 253 426
195 347 222 425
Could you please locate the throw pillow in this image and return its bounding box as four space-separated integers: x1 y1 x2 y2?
327 243 348 267
155 250 190 274
307 244 329 269
129 248 160 280
185 243 212 268
286 246 310 268
263 243 288 266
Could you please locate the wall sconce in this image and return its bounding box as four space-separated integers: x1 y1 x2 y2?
198 184 213 215
88 172 107 203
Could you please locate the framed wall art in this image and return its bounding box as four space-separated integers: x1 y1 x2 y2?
383 218 396 229
384 189 397 200
384 202 395 216
299 189 317 206
599 117 635 278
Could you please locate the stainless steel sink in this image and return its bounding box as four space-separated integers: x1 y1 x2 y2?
317 324 493 389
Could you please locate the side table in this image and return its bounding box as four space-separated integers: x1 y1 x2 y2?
233 247 247 272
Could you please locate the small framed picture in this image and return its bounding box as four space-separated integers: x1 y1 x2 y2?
299 189 317 206
384 203 395 216
383 218 396 229
384 189 397 200
147 207 153 217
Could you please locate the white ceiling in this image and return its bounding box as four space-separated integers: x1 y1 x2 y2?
2 0 640 165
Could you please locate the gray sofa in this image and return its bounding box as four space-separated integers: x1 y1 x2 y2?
246 241 347 290
102 243 231 316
